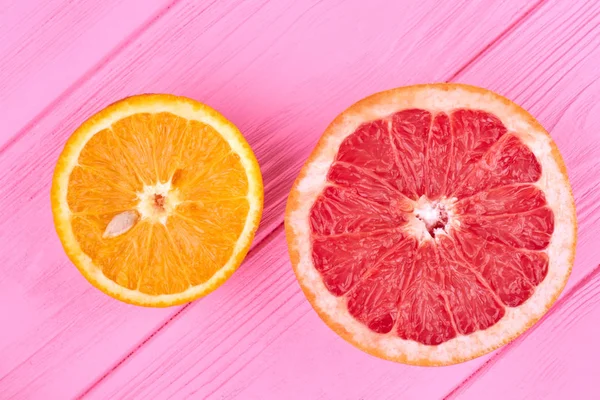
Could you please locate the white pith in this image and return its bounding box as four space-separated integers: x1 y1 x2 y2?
415 201 440 227
286 85 576 365
53 95 263 306
410 195 456 241
136 181 181 225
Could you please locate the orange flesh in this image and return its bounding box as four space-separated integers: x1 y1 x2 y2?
67 112 250 295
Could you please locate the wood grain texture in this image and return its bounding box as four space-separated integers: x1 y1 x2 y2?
1 0 598 398
0 0 174 148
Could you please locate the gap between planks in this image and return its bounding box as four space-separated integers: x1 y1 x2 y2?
445 0 549 82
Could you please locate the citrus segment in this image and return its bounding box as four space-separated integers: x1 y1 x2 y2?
454 184 547 216
310 186 408 235
346 235 417 334
285 84 576 365
312 230 401 296
52 94 263 306
454 133 543 198
445 110 507 192
452 230 549 307
425 113 452 199
461 206 554 250
388 109 431 198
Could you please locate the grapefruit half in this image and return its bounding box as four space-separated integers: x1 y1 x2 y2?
285 84 576 365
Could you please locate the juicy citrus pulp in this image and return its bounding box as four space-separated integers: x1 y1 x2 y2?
285 84 576 365
52 94 263 307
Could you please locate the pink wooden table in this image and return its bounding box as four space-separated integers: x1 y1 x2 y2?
1 0 599 398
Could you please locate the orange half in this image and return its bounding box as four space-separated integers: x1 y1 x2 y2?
52 94 263 307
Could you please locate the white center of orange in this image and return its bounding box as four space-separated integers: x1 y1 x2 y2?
136 181 181 224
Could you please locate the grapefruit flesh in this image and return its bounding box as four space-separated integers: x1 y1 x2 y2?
286 84 576 365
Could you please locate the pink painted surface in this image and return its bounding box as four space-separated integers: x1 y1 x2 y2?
0 0 599 399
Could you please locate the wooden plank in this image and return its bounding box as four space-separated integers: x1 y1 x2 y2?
447 265 600 399
0 0 537 398
0 0 174 148
82 0 600 398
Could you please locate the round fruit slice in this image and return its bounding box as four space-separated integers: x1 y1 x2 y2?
52 94 263 307
285 84 576 365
